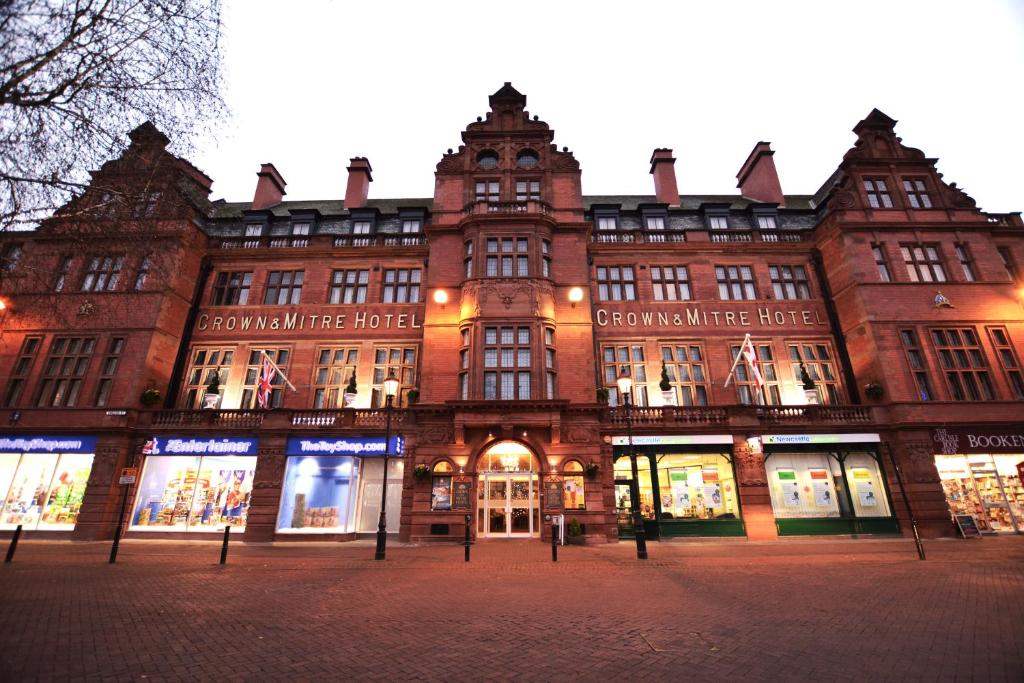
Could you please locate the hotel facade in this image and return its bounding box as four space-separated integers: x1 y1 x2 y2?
1 84 1021 546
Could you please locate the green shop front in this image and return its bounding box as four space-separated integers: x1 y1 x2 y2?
613 434 744 539
758 432 899 536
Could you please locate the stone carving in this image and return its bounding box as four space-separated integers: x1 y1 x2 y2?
436 153 464 174
253 449 285 489
948 183 977 208
566 427 594 444
831 191 856 209
892 440 940 484
478 280 534 310
419 427 453 445
735 447 767 486
550 152 579 171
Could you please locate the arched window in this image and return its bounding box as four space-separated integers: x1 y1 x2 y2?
433 460 453 473
480 441 538 472
431 460 454 511
563 460 585 510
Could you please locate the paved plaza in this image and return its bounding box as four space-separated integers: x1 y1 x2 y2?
1 536 1022 681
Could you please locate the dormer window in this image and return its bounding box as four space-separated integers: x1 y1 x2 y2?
244 224 263 237
645 216 665 230
597 216 617 230
401 219 421 234
291 222 310 236
353 221 372 235
708 216 729 230
757 215 777 230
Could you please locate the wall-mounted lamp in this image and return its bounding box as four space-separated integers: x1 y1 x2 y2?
433 289 448 309
0 298 7 311
568 286 584 308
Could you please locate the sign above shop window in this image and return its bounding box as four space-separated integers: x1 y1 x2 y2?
761 433 880 446
932 427 1024 455
0 435 97 454
285 436 404 457
142 437 258 456
610 434 733 446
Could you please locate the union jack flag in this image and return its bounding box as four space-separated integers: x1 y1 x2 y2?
256 353 277 409
739 335 765 392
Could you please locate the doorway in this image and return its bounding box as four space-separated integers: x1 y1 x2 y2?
475 440 540 538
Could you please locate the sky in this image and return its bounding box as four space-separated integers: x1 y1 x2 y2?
192 0 1024 213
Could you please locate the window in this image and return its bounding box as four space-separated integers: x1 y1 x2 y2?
483 327 531 400
899 329 935 401
767 452 891 520
596 266 636 301
931 328 995 401
134 254 152 290
902 178 932 208
545 327 556 399
54 256 73 292
596 216 617 230
312 347 360 408
651 266 691 301
401 219 421 234
352 220 372 235
787 343 841 404
997 246 1019 282
769 265 811 300
900 244 946 283
329 270 368 304
1 244 23 273
757 215 777 230
431 461 454 511
210 271 252 306
477 151 499 170
381 268 421 303
241 348 290 409
600 344 647 406
516 150 539 169
371 346 417 407
263 270 304 305
81 255 124 292
660 344 708 406
515 180 540 201
459 328 470 400
291 222 310 236
475 181 500 202
652 454 740 520
730 342 780 405
563 461 585 510
35 337 96 407
182 347 233 408
989 328 1024 400
872 243 891 282
708 215 729 230
716 265 757 300
4 336 41 407
863 178 893 208
645 216 665 230
542 240 551 277
93 337 125 407
465 241 474 278
244 224 263 238
954 243 976 282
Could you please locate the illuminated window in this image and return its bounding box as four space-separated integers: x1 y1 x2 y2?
483 327 531 400
182 347 233 408
312 347 359 409
930 328 995 401
563 461 585 510
729 341 781 405
660 344 709 406
787 343 841 404
898 329 934 401
600 344 647 406
241 348 290 409
372 346 417 407
35 337 96 407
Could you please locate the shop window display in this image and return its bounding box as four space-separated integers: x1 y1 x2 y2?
356 458 404 533
0 452 94 530
935 454 1023 533
563 461 585 510
655 454 738 520
130 455 256 531
277 455 359 533
767 453 846 518
614 455 653 520
843 452 891 517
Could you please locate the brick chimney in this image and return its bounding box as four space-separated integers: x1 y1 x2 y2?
736 142 785 206
252 163 286 209
345 157 373 209
649 148 679 206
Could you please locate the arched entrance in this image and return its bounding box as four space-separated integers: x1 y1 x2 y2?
476 441 540 538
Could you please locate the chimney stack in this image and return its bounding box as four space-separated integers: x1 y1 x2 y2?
736 142 785 206
252 163 286 209
649 149 680 206
345 157 373 209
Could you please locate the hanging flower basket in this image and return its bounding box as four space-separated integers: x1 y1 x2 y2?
413 464 431 481
864 382 884 401
139 388 162 407
585 463 600 479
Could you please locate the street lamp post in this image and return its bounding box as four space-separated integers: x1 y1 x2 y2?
374 370 401 561
617 369 648 560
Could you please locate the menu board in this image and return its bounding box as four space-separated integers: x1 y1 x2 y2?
452 478 471 510
545 480 563 509
955 514 982 538
431 476 452 511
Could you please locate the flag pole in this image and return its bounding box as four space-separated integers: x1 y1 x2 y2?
722 333 751 388
259 350 298 392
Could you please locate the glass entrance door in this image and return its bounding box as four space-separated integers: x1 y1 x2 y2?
479 473 538 538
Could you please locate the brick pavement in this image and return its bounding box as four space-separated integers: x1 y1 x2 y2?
1 536 1022 681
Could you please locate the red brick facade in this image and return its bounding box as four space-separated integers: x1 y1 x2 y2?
1 86 1021 545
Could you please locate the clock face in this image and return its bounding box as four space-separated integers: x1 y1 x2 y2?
477 151 498 169
517 150 539 169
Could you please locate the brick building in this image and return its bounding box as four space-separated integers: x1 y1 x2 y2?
0 84 1021 546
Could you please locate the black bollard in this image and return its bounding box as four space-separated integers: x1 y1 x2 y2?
551 521 558 562
5 524 22 563
220 525 231 565
464 514 471 562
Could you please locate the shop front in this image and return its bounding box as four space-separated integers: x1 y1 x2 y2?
760 433 899 536
129 436 258 533
612 435 743 538
279 435 404 538
932 427 1024 534
0 435 96 533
